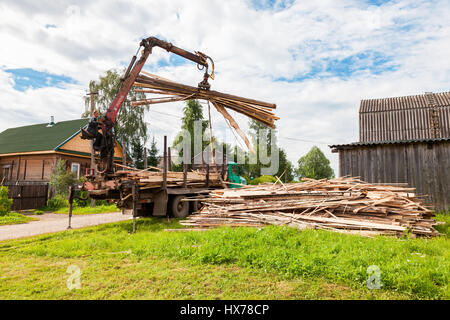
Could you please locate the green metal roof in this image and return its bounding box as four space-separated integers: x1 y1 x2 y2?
0 119 89 155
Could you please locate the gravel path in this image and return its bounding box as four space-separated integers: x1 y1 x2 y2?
0 212 132 241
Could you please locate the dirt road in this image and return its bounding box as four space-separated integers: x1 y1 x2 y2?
0 212 132 241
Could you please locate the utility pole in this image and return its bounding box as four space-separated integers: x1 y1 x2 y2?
86 91 98 207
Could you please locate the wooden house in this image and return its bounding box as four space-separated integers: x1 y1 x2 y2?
330 91 450 211
0 118 127 183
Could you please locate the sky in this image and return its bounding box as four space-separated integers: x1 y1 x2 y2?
1 0 449 175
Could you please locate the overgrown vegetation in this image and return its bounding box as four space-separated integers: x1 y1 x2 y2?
0 186 13 216
0 212 37 225
247 175 277 185
0 214 448 299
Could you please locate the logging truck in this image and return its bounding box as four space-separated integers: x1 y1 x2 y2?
72 36 274 230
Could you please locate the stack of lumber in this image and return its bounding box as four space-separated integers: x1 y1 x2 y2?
181 177 440 237
132 72 279 151
113 165 223 189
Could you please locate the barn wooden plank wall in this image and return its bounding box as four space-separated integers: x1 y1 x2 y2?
359 92 450 142
336 141 450 211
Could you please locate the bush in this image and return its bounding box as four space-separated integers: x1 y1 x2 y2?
0 186 13 216
248 175 277 185
49 159 76 196
45 195 68 211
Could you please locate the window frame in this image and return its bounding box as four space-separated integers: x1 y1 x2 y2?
71 162 80 179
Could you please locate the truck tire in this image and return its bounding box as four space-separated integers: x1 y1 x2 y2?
171 195 189 218
190 200 202 213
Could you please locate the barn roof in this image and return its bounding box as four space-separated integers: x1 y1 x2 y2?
360 91 450 113
359 91 450 142
330 137 450 151
0 119 89 155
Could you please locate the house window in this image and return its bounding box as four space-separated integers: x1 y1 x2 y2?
2 165 11 181
71 163 80 179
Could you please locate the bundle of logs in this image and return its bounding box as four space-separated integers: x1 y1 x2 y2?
132 72 279 151
181 177 440 237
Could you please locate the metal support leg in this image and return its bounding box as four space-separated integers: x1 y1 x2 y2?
132 183 138 233
67 185 74 230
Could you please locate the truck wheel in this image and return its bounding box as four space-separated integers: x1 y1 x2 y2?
190 200 202 213
171 195 189 218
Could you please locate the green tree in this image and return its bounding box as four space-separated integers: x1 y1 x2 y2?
49 159 77 196
0 186 13 216
172 100 209 169
278 149 294 182
297 146 334 180
147 137 159 168
245 120 293 181
83 69 150 149
131 141 145 169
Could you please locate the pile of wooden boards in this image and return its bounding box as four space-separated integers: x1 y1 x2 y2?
113 166 223 189
132 72 279 151
181 177 440 237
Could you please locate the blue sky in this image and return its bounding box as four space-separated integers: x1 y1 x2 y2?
5 68 77 91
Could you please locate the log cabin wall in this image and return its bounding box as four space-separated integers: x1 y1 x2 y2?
0 153 91 182
334 141 450 211
0 154 57 182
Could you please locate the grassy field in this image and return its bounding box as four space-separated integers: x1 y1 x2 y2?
33 204 119 215
0 212 37 226
0 213 448 300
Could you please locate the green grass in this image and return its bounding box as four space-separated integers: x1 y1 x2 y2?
33 204 119 215
0 213 448 299
0 212 37 226
52 204 119 215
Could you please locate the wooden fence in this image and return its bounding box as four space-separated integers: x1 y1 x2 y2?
4 181 49 211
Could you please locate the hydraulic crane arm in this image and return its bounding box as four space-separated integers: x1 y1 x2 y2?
104 36 211 125
88 36 213 174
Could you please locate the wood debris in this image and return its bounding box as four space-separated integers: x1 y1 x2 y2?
181 177 440 237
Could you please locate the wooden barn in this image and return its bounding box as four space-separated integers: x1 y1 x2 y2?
330 91 450 211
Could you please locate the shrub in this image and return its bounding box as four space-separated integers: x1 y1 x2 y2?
248 175 277 185
45 195 68 211
49 159 76 196
0 186 13 216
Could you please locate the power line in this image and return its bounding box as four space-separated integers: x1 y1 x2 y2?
278 136 330 145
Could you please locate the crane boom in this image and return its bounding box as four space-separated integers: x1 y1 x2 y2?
85 36 213 174
105 36 210 124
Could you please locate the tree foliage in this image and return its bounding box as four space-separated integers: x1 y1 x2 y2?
245 120 294 181
297 146 334 180
49 159 77 196
147 137 159 168
0 186 13 216
83 69 150 149
131 140 145 169
172 99 209 169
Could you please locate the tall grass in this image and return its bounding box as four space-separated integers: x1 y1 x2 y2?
5 214 448 299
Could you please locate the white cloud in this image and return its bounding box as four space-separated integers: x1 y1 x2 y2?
1 0 450 175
